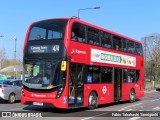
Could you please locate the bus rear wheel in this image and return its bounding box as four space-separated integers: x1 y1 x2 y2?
129 89 136 103
88 91 98 110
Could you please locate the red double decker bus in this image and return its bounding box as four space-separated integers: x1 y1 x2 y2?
21 17 144 109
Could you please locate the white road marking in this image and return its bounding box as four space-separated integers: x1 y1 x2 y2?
153 107 160 110
81 112 108 120
82 103 143 120
1 107 24 111
151 98 160 102
126 109 132 111
128 117 141 120
118 103 143 111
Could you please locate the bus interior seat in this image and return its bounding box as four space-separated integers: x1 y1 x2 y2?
94 42 100 46
78 38 83 42
89 40 93 44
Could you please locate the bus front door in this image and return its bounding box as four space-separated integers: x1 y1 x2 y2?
114 68 122 102
69 80 84 107
68 64 84 108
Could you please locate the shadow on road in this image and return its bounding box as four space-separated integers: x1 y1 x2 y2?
156 87 160 91
23 105 87 113
0 100 20 104
22 99 141 113
97 99 141 109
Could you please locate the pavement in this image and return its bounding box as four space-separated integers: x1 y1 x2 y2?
145 83 160 93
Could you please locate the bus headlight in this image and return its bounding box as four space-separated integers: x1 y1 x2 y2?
56 87 64 98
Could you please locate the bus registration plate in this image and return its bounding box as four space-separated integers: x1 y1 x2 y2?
33 102 43 106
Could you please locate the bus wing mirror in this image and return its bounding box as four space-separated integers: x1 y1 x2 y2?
61 61 66 71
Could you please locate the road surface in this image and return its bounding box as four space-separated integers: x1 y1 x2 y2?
0 90 160 120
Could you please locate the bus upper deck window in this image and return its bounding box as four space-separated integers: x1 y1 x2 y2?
71 32 78 41
71 22 86 43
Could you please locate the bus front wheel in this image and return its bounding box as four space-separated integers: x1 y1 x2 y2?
88 91 98 110
129 89 136 103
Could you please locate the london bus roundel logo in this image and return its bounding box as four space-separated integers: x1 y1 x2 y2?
102 86 107 94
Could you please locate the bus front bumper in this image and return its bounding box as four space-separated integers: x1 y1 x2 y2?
21 96 68 109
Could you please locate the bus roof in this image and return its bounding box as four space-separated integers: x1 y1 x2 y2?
30 17 141 44
69 17 141 44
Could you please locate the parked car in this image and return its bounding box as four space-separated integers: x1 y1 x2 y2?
0 79 22 103
0 74 7 80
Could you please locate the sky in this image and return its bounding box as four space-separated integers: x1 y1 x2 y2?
0 0 160 59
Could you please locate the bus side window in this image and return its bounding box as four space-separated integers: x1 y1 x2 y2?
71 22 86 43
127 41 135 54
127 70 136 83
78 25 86 43
87 66 100 83
123 69 128 83
87 27 100 46
71 31 78 41
122 39 127 52
136 70 140 82
101 67 112 83
101 32 112 49
135 43 143 56
113 36 122 51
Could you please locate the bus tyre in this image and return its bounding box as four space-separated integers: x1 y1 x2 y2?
88 91 98 110
8 93 16 104
129 89 136 103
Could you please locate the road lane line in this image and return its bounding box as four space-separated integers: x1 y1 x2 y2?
1 107 24 111
81 112 109 120
82 103 142 120
118 103 143 111
151 98 160 102
153 107 160 110
126 109 132 111
128 117 141 120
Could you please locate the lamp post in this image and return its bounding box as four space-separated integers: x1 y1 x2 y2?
0 35 4 43
12 36 17 79
151 60 155 88
78 7 100 18
0 35 4 70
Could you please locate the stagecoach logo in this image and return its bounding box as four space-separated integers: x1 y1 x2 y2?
71 48 86 54
102 86 107 94
31 93 46 98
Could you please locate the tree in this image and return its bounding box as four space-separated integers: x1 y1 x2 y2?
141 33 160 82
0 48 8 69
